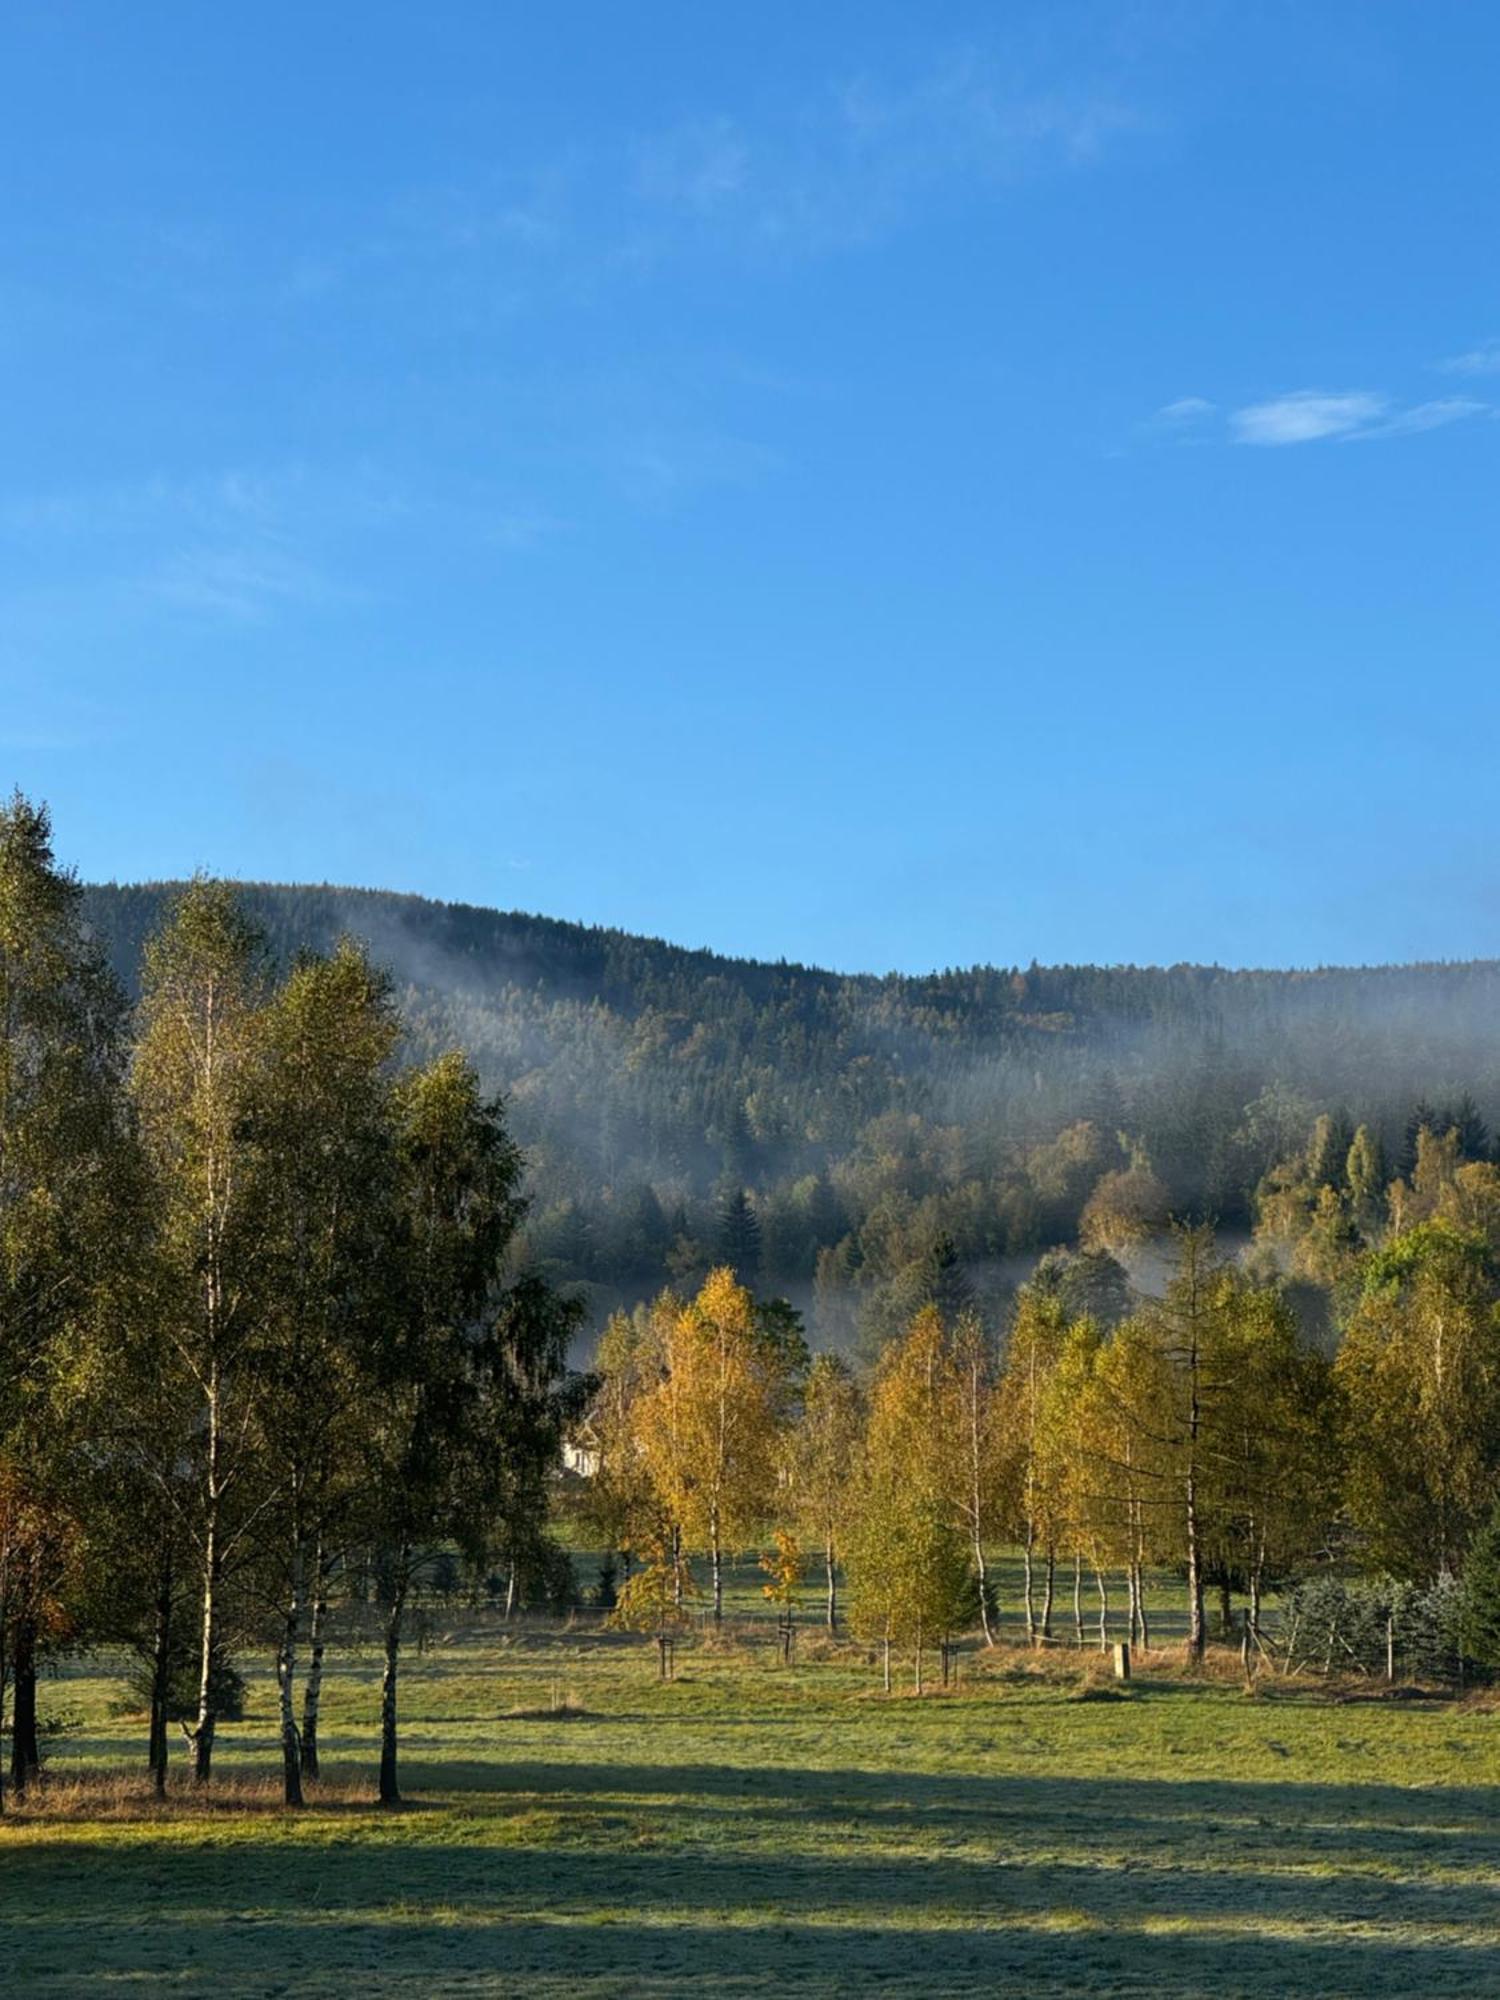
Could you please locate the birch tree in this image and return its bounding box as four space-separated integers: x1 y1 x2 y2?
635 1268 781 1623
996 1288 1069 1643
943 1310 1003 1644
788 1352 863 1632
847 1307 971 1689
132 880 274 1783
1084 1317 1174 1650
257 938 398 1803
582 1296 676 1580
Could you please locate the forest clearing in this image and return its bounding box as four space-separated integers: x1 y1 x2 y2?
6 1572 1500 2000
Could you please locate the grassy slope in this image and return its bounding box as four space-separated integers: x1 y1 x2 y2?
6 1572 1500 1999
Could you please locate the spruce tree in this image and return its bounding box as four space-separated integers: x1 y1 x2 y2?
1460 1498 1500 1668
715 1186 761 1282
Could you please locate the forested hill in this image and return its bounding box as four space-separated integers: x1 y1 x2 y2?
81 881 1500 1337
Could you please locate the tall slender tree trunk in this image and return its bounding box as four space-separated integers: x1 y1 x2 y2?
1183 1259 1206 1663
300 1537 328 1781
0 1611 8 1816
1022 1521 1037 1645
149 1568 173 1799
1218 1571 1232 1639
1137 1565 1150 1653
710 1515 723 1625
972 1527 994 1647
1184 1490 1205 1658
1042 1550 1056 1641
276 1526 305 1808
1096 1569 1109 1653
1072 1553 1084 1647
1184 1480 1205 1660
824 1534 837 1634
191 1371 223 1783
9 1616 39 1796
671 1523 683 1609
967 1365 995 1644
379 1552 410 1807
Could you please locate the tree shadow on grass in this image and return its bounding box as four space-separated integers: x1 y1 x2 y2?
7 1771 1500 1996
405 1755 1500 1832
4 1872 1498 1998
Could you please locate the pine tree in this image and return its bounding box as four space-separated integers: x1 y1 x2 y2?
920 1232 971 1323
715 1187 762 1283
1307 1110 1355 1190
1447 1094 1490 1164
1459 1497 1500 1666
1346 1125 1388 1239
363 1051 572 1807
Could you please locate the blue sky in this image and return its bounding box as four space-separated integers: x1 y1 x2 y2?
4 2 1498 972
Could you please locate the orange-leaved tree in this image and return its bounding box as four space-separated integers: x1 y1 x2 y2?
635 1268 784 1622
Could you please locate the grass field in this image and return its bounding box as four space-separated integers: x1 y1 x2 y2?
5 1570 1500 1998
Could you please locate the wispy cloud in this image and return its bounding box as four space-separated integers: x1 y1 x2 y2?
1438 340 1500 377
376 44 1146 300
627 54 1142 257
1230 391 1388 446
143 543 343 622
0 460 569 636
1151 396 1215 429
0 468 374 626
1181 388 1492 447
1146 380 1492 451
1359 397 1487 440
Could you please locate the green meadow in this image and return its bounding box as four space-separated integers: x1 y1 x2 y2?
5 1571 1500 1999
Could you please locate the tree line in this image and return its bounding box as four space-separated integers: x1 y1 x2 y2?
580 1210 1500 1689
0 796 585 1810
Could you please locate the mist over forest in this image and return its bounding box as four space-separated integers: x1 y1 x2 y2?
80 881 1500 1348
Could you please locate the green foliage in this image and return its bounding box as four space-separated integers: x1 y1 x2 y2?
1338 1222 1500 1580
1281 1574 1469 1682
121 1638 246 1726
1459 1499 1500 1668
